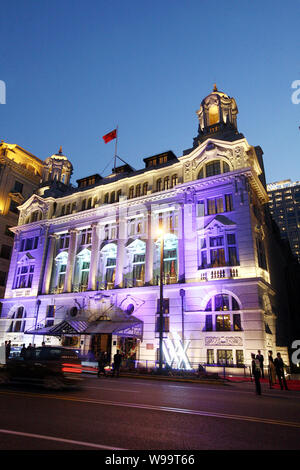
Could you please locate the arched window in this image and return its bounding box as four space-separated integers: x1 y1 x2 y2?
197 160 231 180
81 199 86 211
204 294 242 333
31 210 43 222
142 182 148 195
171 174 178 187
156 179 162 192
163 176 169 190
136 184 141 197
50 251 68 293
110 192 115 204
74 248 91 291
87 197 92 209
129 186 134 199
98 243 117 289
104 193 109 204
205 294 240 312
117 189 122 202
66 204 71 215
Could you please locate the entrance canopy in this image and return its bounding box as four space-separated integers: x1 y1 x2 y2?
26 316 143 340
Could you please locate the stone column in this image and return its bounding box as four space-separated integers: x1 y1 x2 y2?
64 229 77 293
114 213 126 288
145 208 154 285
42 234 57 294
88 223 100 291
177 203 185 283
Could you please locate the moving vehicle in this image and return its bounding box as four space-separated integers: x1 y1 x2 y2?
0 346 83 390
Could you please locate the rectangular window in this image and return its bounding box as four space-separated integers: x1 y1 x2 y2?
205 314 213 331
14 181 23 194
0 271 7 286
197 201 205 217
207 349 214 364
236 350 244 366
256 238 267 270
0 244 12 259
9 199 19 214
207 199 217 215
216 314 231 331
217 349 233 366
233 313 242 331
225 194 233 212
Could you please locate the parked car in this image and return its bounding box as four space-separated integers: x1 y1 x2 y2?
0 346 83 390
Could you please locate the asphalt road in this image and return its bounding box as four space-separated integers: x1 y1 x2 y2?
0 375 299 451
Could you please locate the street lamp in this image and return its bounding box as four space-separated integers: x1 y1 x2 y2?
157 227 164 373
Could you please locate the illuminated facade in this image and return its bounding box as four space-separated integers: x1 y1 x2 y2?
0 142 43 299
0 87 290 371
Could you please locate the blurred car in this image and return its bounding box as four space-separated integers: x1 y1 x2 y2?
0 346 83 390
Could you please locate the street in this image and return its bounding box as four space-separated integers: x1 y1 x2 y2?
0 375 299 451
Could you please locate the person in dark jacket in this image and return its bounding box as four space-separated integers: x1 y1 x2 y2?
256 350 264 378
112 350 122 378
97 351 108 378
5 340 11 361
274 353 289 390
251 353 262 395
20 344 26 359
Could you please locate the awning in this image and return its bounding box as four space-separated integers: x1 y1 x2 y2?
25 317 143 340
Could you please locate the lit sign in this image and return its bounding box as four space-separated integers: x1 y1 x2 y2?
163 332 192 370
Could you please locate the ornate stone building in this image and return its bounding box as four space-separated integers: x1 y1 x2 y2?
0 142 44 299
0 87 289 372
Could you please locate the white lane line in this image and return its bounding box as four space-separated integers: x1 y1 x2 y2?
0 428 126 450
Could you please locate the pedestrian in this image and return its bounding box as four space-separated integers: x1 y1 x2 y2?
97 352 107 378
274 352 289 390
25 343 34 360
268 350 276 387
256 350 264 379
5 340 11 361
20 344 26 359
251 353 262 395
112 350 122 378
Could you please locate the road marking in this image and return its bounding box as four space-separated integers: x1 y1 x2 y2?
85 385 140 393
0 428 126 450
1 389 300 429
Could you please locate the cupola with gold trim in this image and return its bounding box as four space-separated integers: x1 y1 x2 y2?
192 85 243 147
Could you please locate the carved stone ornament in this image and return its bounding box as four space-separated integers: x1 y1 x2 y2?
205 336 243 346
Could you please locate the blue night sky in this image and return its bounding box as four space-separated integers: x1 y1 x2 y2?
1 0 299 184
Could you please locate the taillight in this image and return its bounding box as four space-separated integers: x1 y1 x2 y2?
62 363 82 374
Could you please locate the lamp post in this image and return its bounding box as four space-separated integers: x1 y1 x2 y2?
179 288 185 345
158 227 164 373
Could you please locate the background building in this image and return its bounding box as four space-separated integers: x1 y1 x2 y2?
267 180 300 262
0 87 291 373
0 142 43 300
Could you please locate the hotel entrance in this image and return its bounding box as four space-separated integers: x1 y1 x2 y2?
90 334 112 360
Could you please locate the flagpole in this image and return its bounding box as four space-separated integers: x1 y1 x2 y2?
114 126 118 173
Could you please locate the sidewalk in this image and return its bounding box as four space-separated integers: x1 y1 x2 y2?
227 375 300 391
81 362 300 389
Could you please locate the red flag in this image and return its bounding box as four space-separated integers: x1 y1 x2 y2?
102 129 117 144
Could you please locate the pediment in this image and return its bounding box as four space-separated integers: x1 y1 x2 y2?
203 215 236 234
18 253 35 264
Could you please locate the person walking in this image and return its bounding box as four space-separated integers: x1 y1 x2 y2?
268 350 276 387
274 352 289 390
112 350 122 378
256 350 264 379
5 340 11 361
20 344 26 359
251 353 262 395
97 352 107 378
